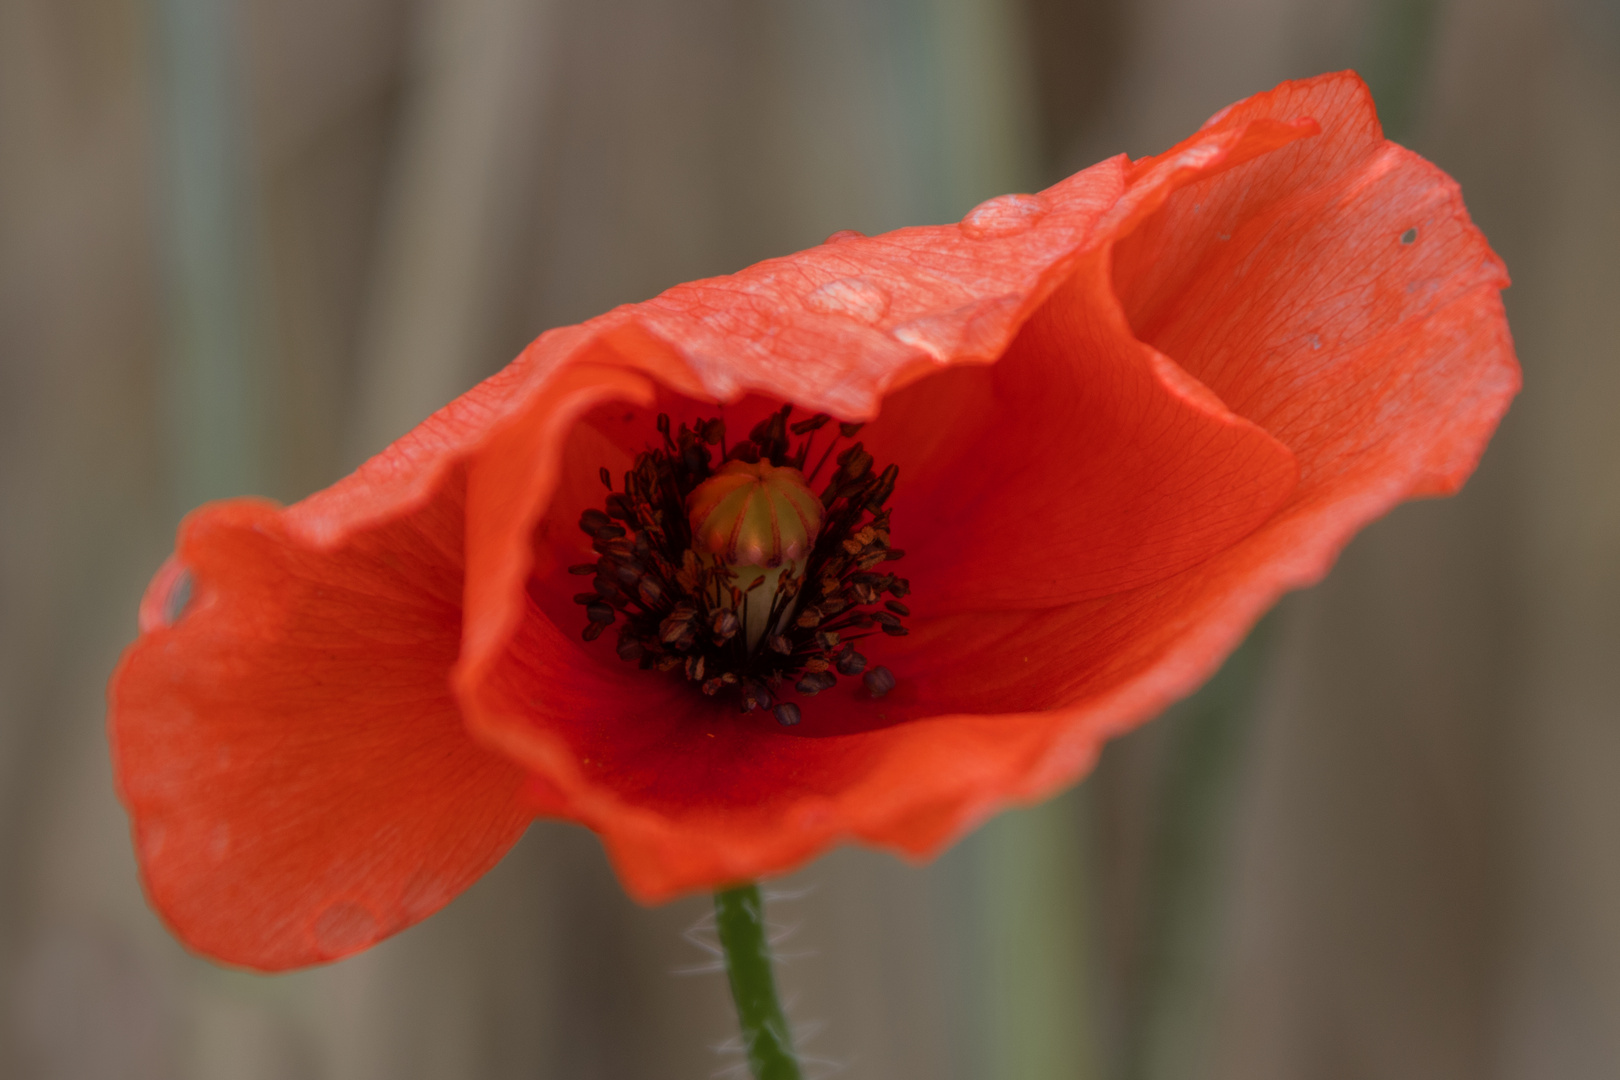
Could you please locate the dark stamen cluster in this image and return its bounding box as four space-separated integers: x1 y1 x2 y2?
570 405 908 722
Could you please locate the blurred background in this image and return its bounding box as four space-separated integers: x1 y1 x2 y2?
2 0 1616 1076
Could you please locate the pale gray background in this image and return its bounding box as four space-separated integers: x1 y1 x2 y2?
2 0 1616 1076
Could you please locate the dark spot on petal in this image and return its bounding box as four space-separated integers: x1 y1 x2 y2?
1401 227 1417 244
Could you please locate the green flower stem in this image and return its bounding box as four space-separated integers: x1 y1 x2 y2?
714 883 801 1080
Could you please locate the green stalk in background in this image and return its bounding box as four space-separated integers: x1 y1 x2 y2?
978 786 1101 1080
1125 616 1276 1080
154 0 269 508
715 884 802 1080
1361 0 1445 142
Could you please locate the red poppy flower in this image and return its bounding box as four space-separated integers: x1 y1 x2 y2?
110 72 1518 971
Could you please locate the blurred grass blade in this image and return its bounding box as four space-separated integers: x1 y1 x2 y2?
154 0 266 507
1360 0 1446 141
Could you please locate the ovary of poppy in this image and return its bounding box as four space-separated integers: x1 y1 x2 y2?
110 72 1518 971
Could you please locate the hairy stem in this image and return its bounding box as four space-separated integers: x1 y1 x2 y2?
714 883 802 1080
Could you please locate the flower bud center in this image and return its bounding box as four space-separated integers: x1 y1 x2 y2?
687 460 822 652
573 404 909 722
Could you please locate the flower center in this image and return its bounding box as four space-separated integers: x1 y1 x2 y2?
687 459 822 654
571 405 908 723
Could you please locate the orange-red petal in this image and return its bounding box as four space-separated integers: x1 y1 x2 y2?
110 72 1519 953
110 488 531 971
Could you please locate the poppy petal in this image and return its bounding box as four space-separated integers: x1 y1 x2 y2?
110 492 531 970
111 71 1519 936
1115 74 1516 497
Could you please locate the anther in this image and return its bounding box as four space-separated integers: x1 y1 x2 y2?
660 605 696 643
740 680 773 713
796 671 837 695
863 666 896 698
834 647 867 676
773 703 803 726
637 578 665 606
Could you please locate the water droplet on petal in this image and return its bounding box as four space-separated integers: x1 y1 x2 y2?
823 229 864 244
960 193 1047 239
804 276 890 324
893 294 1021 363
892 312 961 361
